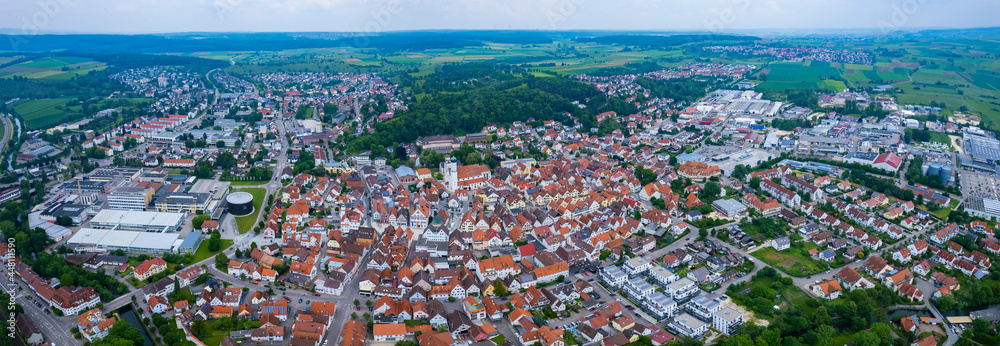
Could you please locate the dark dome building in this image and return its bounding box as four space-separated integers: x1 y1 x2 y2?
226 192 254 217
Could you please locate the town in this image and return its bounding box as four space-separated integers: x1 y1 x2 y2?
3 27 1000 346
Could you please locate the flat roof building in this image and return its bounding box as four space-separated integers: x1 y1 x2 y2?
668 313 708 339
108 186 154 211
712 199 748 219
66 228 186 253
713 307 744 335
154 192 211 213
90 209 185 232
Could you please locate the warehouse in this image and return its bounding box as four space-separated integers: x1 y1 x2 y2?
89 209 186 232
66 228 184 253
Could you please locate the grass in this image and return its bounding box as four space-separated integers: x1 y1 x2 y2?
191 239 234 264
756 61 844 91
751 246 828 277
198 325 231 346
0 57 107 80
233 187 266 234
490 335 506 344
905 129 952 147
12 98 74 129
126 277 145 288
226 180 268 186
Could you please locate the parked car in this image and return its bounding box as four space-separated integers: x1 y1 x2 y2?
315 293 321 296
298 299 303 303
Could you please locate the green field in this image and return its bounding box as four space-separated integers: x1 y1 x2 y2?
12 98 75 129
0 57 107 80
233 187 266 234
752 247 829 277
905 128 953 147
191 239 234 264
757 61 845 91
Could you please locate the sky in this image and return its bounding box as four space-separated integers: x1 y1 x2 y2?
1 0 997 34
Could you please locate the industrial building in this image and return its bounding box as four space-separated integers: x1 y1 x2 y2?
66 228 190 253
712 199 748 219
107 186 154 210
39 201 91 225
87 166 142 183
154 192 211 213
966 196 1000 220
89 209 186 232
966 134 1000 163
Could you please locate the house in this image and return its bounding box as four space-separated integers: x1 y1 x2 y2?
261 300 289 321
912 335 936 346
251 326 285 342
836 267 875 291
771 237 790 251
373 323 407 342
901 315 918 333
148 295 170 314
133 257 167 281
811 280 843 300
77 309 116 342
15 313 43 345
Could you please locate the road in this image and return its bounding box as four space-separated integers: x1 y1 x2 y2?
0 113 12 156
2 267 81 346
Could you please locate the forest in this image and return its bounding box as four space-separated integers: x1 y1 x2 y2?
345 63 644 154
579 34 759 48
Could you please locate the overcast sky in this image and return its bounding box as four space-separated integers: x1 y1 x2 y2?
2 0 997 34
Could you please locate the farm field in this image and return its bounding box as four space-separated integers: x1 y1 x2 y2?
0 57 107 80
12 98 75 130
755 61 845 91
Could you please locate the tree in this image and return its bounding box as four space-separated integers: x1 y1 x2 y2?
816 325 835 346
699 228 708 239
60 272 74 286
634 165 658 186
813 305 831 327
214 253 229 269
869 322 893 346
853 331 880 346
192 214 211 229
936 294 957 311
701 181 722 199
208 233 222 252
55 216 73 226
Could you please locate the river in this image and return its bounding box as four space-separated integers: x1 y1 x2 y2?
118 305 155 346
887 304 1000 320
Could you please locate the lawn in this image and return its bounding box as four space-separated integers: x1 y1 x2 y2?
198 325 231 346
905 128 952 147
227 180 268 186
233 187 266 234
751 246 829 277
490 335 506 344
191 239 234 264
